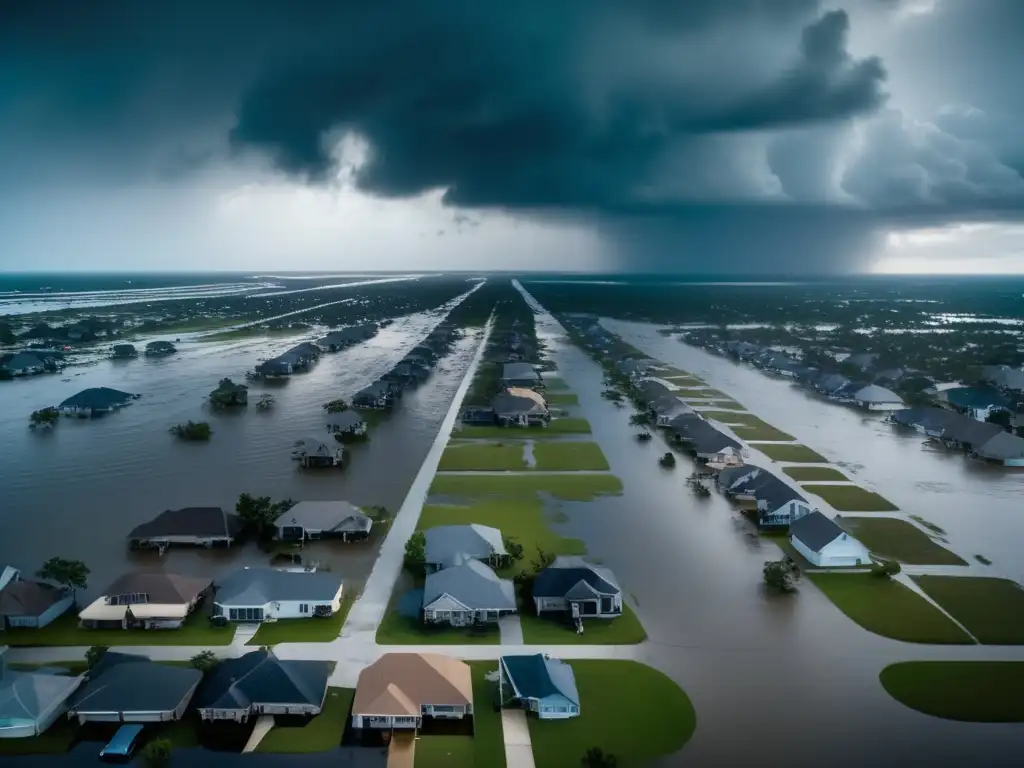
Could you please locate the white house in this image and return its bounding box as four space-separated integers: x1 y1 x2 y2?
789 512 872 567
213 567 343 622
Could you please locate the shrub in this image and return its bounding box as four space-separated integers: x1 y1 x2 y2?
169 420 212 440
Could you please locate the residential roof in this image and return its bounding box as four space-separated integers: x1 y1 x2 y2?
215 567 343 606
145 341 176 351
984 365 1024 391
0 667 82 722
741 473 806 511
424 524 507 567
789 511 846 552
274 500 365 532
4 352 45 369
325 411 366 430
673 418 742 453
193 650 331 711
501 655 579 706
944 386 1010 411
532 556 620 600
69 659 201 715
423 560 516 611
59 387 137 409
492 389 548 416
0 580 69 618
853 384 904 405
294 437 336 457
975 430 1024 461
502 362 540 381
352 653 473 716
717 464 761 490
127 507 243 541
99 572 211 604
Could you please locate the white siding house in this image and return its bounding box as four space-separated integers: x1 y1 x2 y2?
213 568 344 622
789 512 872 567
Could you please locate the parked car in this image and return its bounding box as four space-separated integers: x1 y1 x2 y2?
99 724 145 763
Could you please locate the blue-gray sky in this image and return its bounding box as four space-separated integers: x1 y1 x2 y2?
1 0 1023 273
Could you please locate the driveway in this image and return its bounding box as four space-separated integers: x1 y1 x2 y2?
500 709 536 768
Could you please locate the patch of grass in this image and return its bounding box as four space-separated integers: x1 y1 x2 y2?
731 423 795 442
154 718 201 748
257 687 352 753
802 484 899 512
520 604 646 645
0 717 79 755
880 661 1024 723
415 662 506 768
838 518 967 566
783 466 849 482
455 418 592 439
542 377 570 390
912 576 1024 645
975 554 992 565
418 499 586 575
664 375 704 385
752 443 829 463
375 608 500 645
248 594 355 645
808 573 973 644
698 410 755 423
532 441 610 471
438 443 526 471
911 515 947 536
673 387 722 398
702 399 746 409
544 392 578 405
429 473 622 501
528 660 695 768
0 606 233 647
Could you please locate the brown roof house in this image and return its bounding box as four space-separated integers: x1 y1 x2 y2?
0 566 75 630
351 653 473 731
78 572 211 631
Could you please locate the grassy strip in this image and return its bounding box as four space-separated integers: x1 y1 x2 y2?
545 392 579 405
731 423 796 442
455 418 592 439
783 466 849 482
375 608 500 645
0 609 233 647
673 387 723 398
438 443 527 471
520 604 646 645
529 661 696 768
752 443 829 463
801 484 899 512
698 410 757 423
256 686 351 753
532 441 610 471
808 573 973 644
248 595 355 645
429 473 622 501
912 576 1024 644
542 377 570 391
838 517 967 566
880 662 1024 723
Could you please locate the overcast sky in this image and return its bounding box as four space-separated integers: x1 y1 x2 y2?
1 0 1023 274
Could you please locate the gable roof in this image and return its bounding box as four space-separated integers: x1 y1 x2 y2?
193 650 331 711
99 572 211 604
673 418 742 453
69 659 201 715
127 507 243 541
501 655 579 706
4 352 45 369
789 511 846 552
502 362 540 381
353 653 473 716
423 560 516 611
0 580 69 618
492 389 548 415
424 524 507 567
274 500 366 532
215 568 342 606
532 556 620 599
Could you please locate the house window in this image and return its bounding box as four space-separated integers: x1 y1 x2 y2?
109 592 150 606
437 611 449 619
299 604 309 614
229 607 264 622
432 705 455 712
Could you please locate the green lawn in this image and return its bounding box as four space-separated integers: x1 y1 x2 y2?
455 418 592 439
429 473 622 501
415 662 506 768
375 608 500 645
801 484 899 512
783 466 850 482
520 604 646 645
532 442 610 471
752 443 829 463
257 687 352 753
542 377 570 391
838 517 967 565
664 375 704 385
528 660 695 768
698 410 756 424
418 499 586 575
439 443 527 471
0 717 79 755
731 423 795 442
545 392 579 405
248 595 355 645
701 399 746 410
912 576 1024 644
673 387 721 398
880 662 1024 722
0 607 234 647
808 574 973 644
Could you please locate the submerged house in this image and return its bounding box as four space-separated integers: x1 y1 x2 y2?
254 358 293 378
78 572 212 630
972 431 1024 467
194 649 331 722
209 378 248 407
983 365 1024 393
0 646 83 738
274 500 372 542
110 344 138 359
352 381 394 410
789 512 872 567
718 466 812 529
851 384 905 411
0 568 75 629
492 388 550 427
213 567 344 622
145 340 177 356
501 362 543 389
499 655 580 720
2 352 47 376
460 405 496 425
422 559 517 626
670 418 742 460
127 507 244 550
650 395 694 427
350 653 473 731
325 410 368 438
58 387 139 417
532 557 623 620
424 524 507 571
291 437 344 468
941 386 1011 421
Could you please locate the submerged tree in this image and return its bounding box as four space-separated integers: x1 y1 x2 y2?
763 558 800 593
29 407 59 427
870 560 902 579
169 420 212 440
37 557 90 591
235 493 285 539
323 398 349 413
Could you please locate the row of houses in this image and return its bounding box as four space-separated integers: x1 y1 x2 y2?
461 359 554 428
889 407 1024 466
109 341 177 359
1 349 68 377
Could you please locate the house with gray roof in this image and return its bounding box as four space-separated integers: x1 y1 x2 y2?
670 418 742 459
214 567 344 623
422 560 516 627
291 437 344 468
501 362 542 389
274 500 372 542
325 410 368 438
424 525 507 571
58 387 139 417
78 572 212 630
194 649 331 722
492 388 549 426
0 568 74 629
145 340 177 356
127 507 244 550
499 654 580 720
789 512 872 567
2 352 46 376
0 646 83 737
532 557 622 620
66 653 202 724
852 384 905 411
110 343 138 359
973 430 1024 467
650 395 695 426
718 467 813 529
983 365 1024 393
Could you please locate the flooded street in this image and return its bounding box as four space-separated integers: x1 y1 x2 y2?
0 309 482 600
515 292 1024 767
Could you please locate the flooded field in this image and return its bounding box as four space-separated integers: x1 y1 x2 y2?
0 308 482 601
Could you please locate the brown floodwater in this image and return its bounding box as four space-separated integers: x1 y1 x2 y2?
0 309 481 603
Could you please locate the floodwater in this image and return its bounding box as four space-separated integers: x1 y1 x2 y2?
0 309 482 602
514 293 1024 767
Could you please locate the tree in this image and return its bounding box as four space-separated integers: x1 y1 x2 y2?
503 536 524 562
29 407 60 427
581 747 618 767
141 738 172 768
628 412 651 427
36 557 89 591
530 547 555 574
871 560 902 579
986 409 1012 430
404 532 426 570
190 650 219 673
763 559 800 593
323 398 349 413
169 420 212 440
236 493 278 538
86 645 109 670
